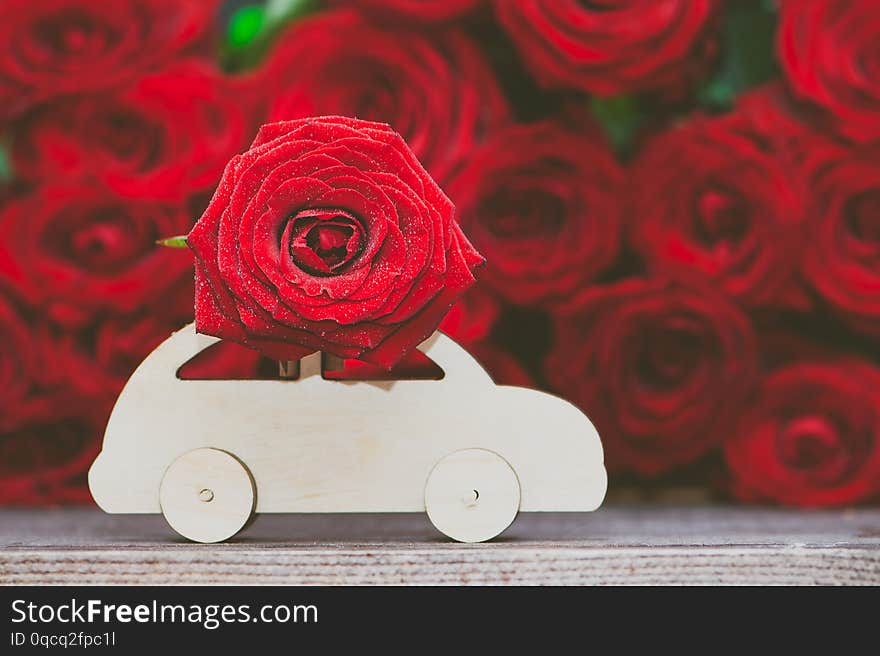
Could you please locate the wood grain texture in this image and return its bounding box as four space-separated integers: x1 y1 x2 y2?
2 506 879 585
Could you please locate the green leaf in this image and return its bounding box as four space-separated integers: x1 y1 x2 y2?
156 235 190 249
698 78 736 108
228 5 266 49
222 0 317 70
0 143 12 183
590 95 641 153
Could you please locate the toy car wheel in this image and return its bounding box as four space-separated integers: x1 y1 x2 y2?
159 448 256 543
424 448 521 543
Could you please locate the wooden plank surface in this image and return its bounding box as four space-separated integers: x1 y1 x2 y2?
1 506 879 585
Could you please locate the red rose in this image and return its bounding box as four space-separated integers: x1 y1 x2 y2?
187 116 484 367
51 312 272 401
10 60 252 199
0 298 107 504
0 0 219 118
0 292 38 431
0 293 100 431
0 186 193 325
801 143 880 335
629 99 806 307
546 278 757 475
258 10 509 181
778 0 880 143
725 361 880 507
494 0 720 96
471 342 534 388
439 286 501 345
0 402 103 505
734 83 833 168
446 121 622 308
340 0 482 23
49 314 183 399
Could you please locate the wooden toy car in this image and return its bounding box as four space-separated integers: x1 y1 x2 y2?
89 323 607 543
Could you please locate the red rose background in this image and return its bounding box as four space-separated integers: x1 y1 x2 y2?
10 60 252 199
338 0 483 24
1 0 879 508
0 0 220 119
725 360 880 507
546 278 757 475
493 0 721 97
777 0 880 144
628 91 807 308
446 120 622 308
257 9 510 182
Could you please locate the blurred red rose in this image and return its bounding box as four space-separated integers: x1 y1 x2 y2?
49 314 184 399
802 143 880 335
726 361 880 507
629 101 806 307
52 312 271 399
546 278 757 475
0 402 103 505
734 84 833 168
471 342 534 388
0 293 99 437
10 60 252 199
0 186 193 326
0 292 39 431
0 0 219 119
494 0 720 96
188 116 484 367
778 0 880 143
439 287 501 345
341 0 482 23
258 9 509 181
446 121 621 308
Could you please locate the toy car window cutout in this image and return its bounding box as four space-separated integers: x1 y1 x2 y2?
176 340 279 381
176 338 445 382
322 349 445 381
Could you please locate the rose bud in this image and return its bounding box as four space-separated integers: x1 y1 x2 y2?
187 116 484 368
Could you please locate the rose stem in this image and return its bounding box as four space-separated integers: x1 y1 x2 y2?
278 360 300 379
322 353 345 374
